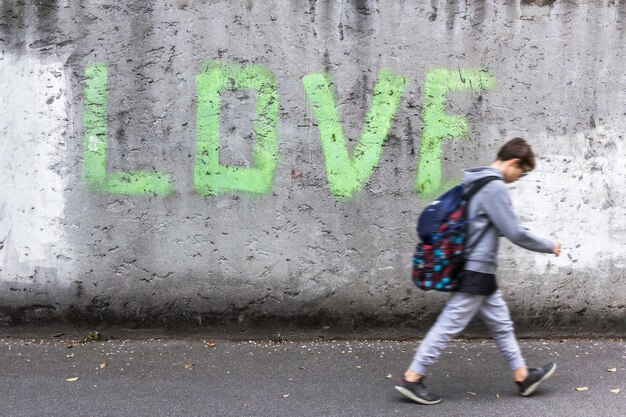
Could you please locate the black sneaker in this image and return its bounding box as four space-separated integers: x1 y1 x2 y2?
395 377 442 405
516 362 557 397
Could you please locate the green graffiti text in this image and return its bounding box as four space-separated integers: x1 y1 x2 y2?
83 63 175 195
416 68 496 196
84 61 495 199
302 69 409 199
195 61 279 195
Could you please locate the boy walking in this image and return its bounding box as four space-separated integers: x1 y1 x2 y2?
396 138 561 405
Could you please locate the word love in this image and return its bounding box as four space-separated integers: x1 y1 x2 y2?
84 60 495 199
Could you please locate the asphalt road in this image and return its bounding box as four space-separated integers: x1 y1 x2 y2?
1 334 625 417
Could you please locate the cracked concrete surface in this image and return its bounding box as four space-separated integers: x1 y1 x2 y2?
0 1 625 333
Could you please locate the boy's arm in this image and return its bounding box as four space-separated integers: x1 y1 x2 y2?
481 182 555 254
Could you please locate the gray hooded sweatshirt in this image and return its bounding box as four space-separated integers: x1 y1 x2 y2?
464 167 555 274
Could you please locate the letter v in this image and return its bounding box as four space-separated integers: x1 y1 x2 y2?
303 69 408 199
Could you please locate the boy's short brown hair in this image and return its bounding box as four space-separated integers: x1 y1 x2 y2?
497 138 536 171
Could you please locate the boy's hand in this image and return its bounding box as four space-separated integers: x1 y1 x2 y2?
553 242 561 257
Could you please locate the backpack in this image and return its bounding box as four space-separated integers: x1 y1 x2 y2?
412 176 500 292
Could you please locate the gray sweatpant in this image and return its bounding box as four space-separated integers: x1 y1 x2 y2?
409 290 525 375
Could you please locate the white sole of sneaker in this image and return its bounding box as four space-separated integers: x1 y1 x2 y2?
394 386 442 405
520 363 557 397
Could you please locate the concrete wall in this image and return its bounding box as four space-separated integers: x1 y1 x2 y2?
0 0 625 334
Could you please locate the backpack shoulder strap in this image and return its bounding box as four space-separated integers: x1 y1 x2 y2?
463 175 501 202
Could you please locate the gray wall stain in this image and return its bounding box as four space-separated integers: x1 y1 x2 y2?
0 0 28 50
520 0 557 6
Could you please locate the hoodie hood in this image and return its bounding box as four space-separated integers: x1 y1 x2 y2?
463 166 504 185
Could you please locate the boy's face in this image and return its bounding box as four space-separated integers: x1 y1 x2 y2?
503 158 529 183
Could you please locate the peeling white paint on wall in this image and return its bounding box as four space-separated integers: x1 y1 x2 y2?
0 54 69 275
506 125 626 273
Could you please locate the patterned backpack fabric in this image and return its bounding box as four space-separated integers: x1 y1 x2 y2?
412 177 499 292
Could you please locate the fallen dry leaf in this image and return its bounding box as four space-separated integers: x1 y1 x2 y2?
99 362 107 369
66 377 79 382
183 363 194 370
206 341 217 347
607 368 617 372
575 386 589 392
610 388 620 394
385 374 392 379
